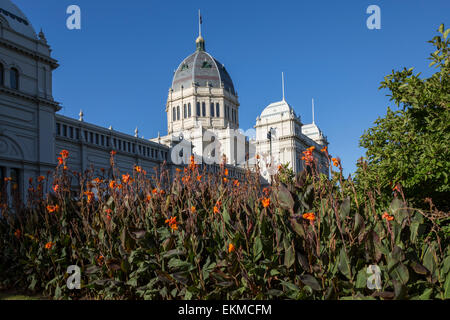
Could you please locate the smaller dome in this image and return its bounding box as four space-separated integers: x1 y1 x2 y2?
260 100 296 119
196 35 204 43
0 0 37 39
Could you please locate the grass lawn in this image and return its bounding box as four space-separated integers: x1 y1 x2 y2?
0 291 44 300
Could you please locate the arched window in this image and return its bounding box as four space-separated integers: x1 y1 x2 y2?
0 64 3 86
10 68 18 90
216 103 220 117
177 106 180 120
210 103 215 117
196 102 200 116
172 107 176 121
188 103 191 117
202 102 206 117
183 104 187 118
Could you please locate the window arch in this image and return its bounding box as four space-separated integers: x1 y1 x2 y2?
10 68 18 90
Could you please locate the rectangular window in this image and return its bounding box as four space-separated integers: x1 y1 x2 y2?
210 103 215 117
56 123 61 136
177 106 180 121
0 166 5 203
216 103 220 117
184 104 187 118
69 127 74 139
202 102 206 117
188 103 191 117
76 128 80 140
101 135 105 146
10 168 20 201
106 137 110 147
63 125 67 137
95 133 99 145
89 132 93 143
196 102 201 116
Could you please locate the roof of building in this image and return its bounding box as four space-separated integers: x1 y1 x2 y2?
0 0 36 39
171 37 235 95
260 99 297 119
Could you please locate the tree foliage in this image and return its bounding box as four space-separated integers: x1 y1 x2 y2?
357 24 450 211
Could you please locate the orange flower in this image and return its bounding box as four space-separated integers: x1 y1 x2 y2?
4 177 12 182
256 154 260 160
152 188 158 194
382 212 394 221
47 204 60 213
393 184 400 192
262 187 270 196
160 190 165 195
105 208 112 214
37 176 45 183
146 195 152 202
233 180 240 187
176 168 182 173
97 255 104 265
109 180 116 189
60 150 69 159
261 197 270 208
165 216 178 231
302 147 315 166
224 168 229 176
14 229 21 239
321 146 328 153
84 191 95 203
122 174 132 184
213 206 220 214
134 165 142 173
197 175 202 182
331 158 340 167
223 177 228 183
191 206 196 214
228 243 235 253
45 241 54 250
63 165 68 170
52 184 60 193
110 150 116 156
57 157 63 165
303 212 316 221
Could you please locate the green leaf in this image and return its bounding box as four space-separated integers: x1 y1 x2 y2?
391 263 409 285
299 274 321 291
338 247 352 279
284 244 295 269
253 236 263 261
340 197 350 221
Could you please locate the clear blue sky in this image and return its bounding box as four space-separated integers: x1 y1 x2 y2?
16 0 450 176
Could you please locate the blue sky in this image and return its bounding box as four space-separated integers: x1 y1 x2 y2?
15 0 450 176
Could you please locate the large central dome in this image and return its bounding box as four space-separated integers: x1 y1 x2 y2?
0 0 37 39
171 38 235 95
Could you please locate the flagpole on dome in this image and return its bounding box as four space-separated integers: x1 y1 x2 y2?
196 10 205 51
198 9 202 37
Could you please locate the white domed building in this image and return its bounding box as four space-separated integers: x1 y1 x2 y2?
0 1 329 200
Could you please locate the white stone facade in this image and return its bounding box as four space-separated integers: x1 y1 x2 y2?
0 0 329 201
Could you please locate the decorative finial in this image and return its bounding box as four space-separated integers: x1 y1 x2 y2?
79 110 84 121
38 28 47 43
196 10 205 51
135 127 139 137
109 126 113 130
